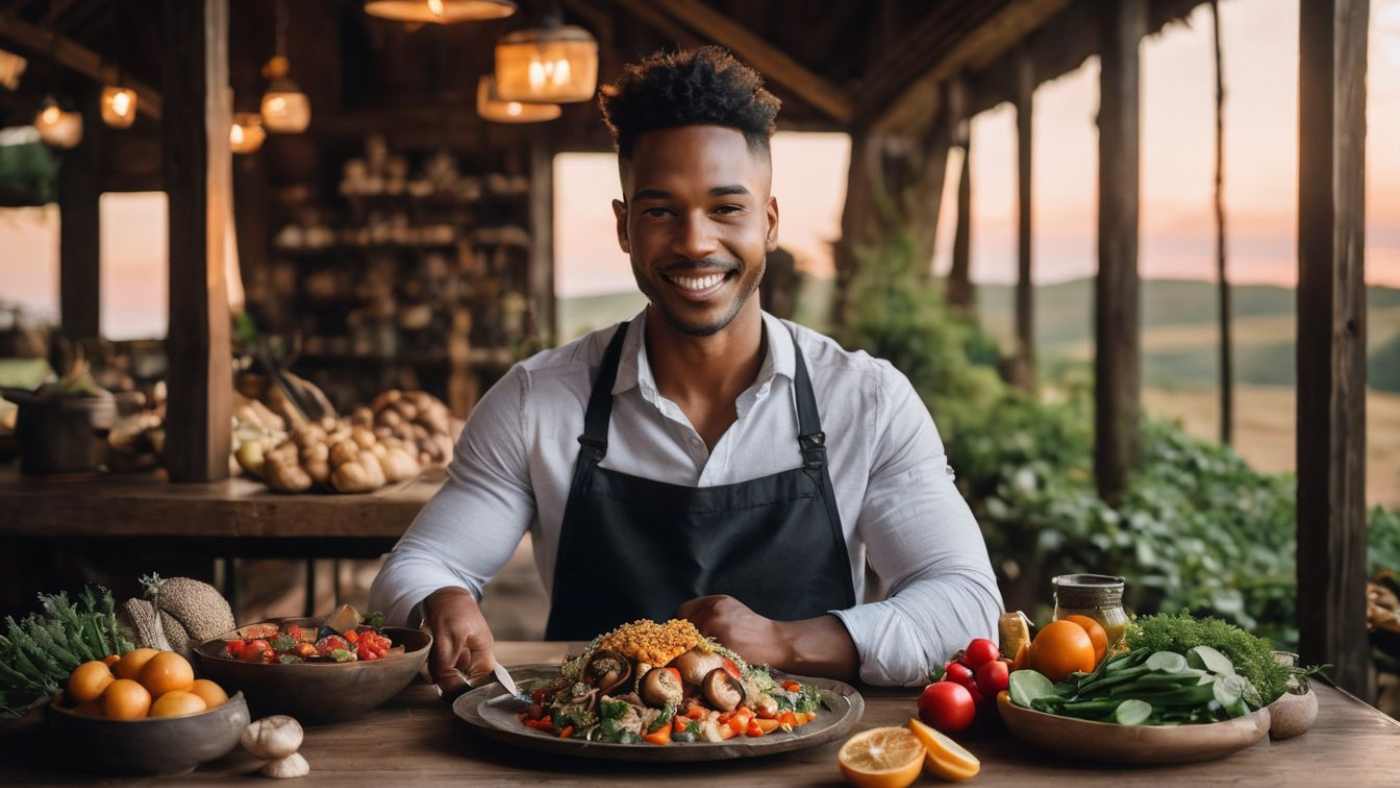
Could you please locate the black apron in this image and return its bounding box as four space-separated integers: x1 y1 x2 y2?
544 320 857 641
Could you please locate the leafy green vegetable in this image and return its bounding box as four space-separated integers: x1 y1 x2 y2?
647 703 676 733
270 634 297 652
599 698 629 721
1127 613 1291 704
1 586 133 718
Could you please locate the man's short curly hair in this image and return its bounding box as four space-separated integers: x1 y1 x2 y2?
599 46 780 160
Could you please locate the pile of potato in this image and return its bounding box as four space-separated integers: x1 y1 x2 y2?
352 389 456 470
238 420 420 494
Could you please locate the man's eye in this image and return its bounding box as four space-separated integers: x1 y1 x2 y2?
642 207 672 218
714 205 743 215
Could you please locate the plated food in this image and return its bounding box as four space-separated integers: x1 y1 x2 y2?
520 619 825 745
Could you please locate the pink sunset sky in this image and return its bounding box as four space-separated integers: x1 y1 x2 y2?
1 0 1398 339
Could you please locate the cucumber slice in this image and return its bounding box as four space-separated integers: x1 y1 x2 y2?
1186 645 1236 675
1009 669 1057 708
1213 674 1246 708
1114 699 1153 725
1145 651 1189 673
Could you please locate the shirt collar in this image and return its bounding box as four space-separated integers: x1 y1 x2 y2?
610 307 796 397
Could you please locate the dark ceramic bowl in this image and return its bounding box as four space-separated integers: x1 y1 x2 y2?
46 692 249 775
190 618 431 724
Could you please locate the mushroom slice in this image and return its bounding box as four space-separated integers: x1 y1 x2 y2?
583 649 633 695
701 667 746 713
639 667 684 708
672 648 726 686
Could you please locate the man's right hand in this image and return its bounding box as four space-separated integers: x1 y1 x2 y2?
421 586 496 697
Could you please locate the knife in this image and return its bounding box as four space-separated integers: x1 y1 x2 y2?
437 663 527 706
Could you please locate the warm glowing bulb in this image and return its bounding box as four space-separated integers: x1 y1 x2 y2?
427 0 444 16
554 58 570 86
268 96 286 112
230 124 245 145
506 102 522 116
112 92 130 115
528 58 545 89
39 105 60 124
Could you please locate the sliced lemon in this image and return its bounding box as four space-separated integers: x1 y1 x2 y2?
838 726 927 788
907 717 981 782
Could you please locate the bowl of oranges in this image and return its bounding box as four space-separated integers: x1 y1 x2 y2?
47 649 250 774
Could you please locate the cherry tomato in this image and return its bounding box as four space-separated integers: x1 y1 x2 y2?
943 662 975 686
917 681 976 734
963 638 1000 669
975 659 1010 697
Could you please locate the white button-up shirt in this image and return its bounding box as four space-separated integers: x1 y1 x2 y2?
370 310 1002 686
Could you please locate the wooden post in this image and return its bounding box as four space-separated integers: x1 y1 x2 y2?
1296 0 1370 698
58 87 101 341
1014 51 1036 391
1094 0 1144 503
162 0 233 482
528 135 556 346
946 126 974 312
1211 0 1233 446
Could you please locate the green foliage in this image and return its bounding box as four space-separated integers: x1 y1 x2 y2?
1128 612 1292 705
839 231 1400 651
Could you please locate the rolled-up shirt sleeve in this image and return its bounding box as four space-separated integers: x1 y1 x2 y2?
369 365 535 627
831 362 1003 686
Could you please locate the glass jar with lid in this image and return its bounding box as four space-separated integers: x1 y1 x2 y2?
1051 574 1129 650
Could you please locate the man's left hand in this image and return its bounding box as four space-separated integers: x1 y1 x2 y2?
677 595 789 668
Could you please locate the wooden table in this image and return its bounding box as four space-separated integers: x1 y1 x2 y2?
3 641 1399 786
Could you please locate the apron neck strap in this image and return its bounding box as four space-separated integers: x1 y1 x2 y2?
786 324 828 469
579 321 630 461
579 319 827 468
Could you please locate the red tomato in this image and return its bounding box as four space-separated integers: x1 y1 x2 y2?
722 658 743 680
943 661 975 686
917 681 976 734
963 638 1000 669
975 659 1010 697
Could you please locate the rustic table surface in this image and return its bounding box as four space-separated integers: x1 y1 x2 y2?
3 641 1399 786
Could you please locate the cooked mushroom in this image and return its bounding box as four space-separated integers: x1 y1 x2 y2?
639 667 684 708
672 648 726 686
701 668 745 713
583 650 633 695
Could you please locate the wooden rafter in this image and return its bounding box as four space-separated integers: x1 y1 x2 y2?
606 0 705 51
647 0 854 124
865 0 1069 134
0 11 163 118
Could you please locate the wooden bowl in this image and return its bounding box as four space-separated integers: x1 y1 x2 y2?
45 692 249 775
190 618 431 724
996 691 1271 765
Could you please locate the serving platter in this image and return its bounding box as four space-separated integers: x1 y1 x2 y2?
453 664 864 762
996 691 1271 765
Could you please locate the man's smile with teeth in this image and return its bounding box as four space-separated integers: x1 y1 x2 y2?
666 272 730 291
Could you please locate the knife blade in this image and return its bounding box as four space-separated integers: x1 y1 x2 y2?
492 662 522 698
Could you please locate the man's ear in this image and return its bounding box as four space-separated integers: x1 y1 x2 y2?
765 195 780 252
612 198 630 254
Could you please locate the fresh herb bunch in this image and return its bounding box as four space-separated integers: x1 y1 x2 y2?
1127 612 1292 704
0 586 135 717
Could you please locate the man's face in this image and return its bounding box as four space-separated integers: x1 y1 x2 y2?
613 125 779 337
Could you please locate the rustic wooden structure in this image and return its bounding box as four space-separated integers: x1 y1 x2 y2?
1295 0 1371 698
0 0 1376 695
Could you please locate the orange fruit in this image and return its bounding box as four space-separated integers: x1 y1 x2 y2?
837 726 926 788
113 647 161 680
102 654 121 667
907 718 980 782
150 690 208 718
1062 615 1109 665
1009 640 1030 672
138 651 195 696
67 660 115 704
189 679 229 709
1028 620 1097 682
102 678 152 720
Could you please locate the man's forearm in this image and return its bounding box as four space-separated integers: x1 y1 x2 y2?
774 614 859 682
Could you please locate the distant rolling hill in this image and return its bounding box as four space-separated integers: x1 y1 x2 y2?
559 278 1400 394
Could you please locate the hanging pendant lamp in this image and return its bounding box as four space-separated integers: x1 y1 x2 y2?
260 1 310 133
100 85 138 128
476 75 559 123
34 96 82 149
494 14 597 104
230 113 267 154
364 0 515 23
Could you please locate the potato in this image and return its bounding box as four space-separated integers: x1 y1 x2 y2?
357 450 387 488
305 459 331 486
235 441 267 478
350 406 374 427
380 447 421 483
332 461 378 493
329 439 360 468
265 457 312 492
351 427 377 450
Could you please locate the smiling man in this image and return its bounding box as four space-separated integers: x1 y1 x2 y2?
370 47 1000 691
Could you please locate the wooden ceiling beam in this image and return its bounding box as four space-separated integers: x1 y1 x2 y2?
646 0 854 125
0 11 163 118
606 0 706 51
864 0 1069 135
